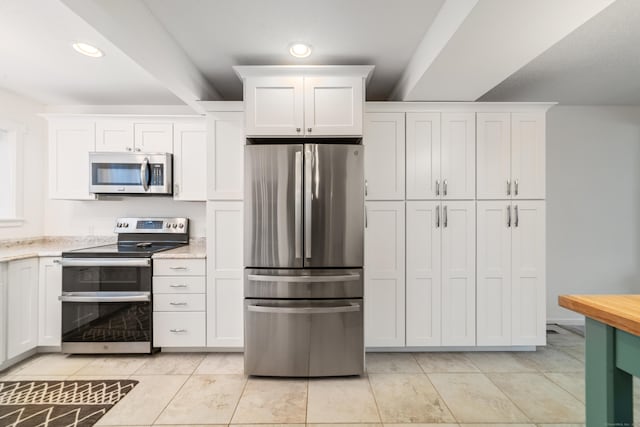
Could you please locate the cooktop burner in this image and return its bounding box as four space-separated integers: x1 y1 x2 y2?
62 217 189 258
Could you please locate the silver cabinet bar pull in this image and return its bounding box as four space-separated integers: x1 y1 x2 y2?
365 205 368 228
247 302 360 315
515 179 519 196
169 266 187 270
365 179 368 197
304 148 313 259
515 205 519 227
294 151 303 259
436 205 440 228
169 284 187 288
248 274 360 283
443 179 448 196
435 179 440 196
507 179 511 196
169 302 187 306
169 329 186 333
443 205 448 228
507 205 512 227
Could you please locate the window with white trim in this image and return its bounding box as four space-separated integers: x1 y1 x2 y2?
0 126 21 223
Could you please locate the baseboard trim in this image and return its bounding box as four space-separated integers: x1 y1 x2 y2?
547 318 585 326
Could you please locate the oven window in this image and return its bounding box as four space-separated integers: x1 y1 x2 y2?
63 266 151 293
92 163 142 185
62 302 151 342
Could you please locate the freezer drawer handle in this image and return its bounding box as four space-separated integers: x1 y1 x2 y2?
59 292 150 303
247 274 360 283
59 258 151 268
247 302 361 314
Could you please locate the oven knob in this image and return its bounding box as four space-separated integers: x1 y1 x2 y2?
117 223 121 228
124 223 129 228
166 223 171 228
179 223 184 229
172 223 178 229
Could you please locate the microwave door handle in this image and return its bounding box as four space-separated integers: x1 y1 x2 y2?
140 157 150 191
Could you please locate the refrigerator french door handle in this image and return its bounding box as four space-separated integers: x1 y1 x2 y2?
304 148 313 259
294 151 303 259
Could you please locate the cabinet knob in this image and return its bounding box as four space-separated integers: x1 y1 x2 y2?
135 148 141 152
126 147 132 152
296 127 301 132
307 127 312 133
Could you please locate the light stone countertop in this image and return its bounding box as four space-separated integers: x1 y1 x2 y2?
152 238 206 259
0 236 117 263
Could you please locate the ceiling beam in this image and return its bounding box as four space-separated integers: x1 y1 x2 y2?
392 0 616 101
59 0 221 113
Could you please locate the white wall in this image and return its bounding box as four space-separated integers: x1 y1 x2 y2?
547 105 640 323
0 88 45 240
44 199 207 237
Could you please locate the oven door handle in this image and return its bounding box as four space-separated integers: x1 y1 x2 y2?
59 258 151 267
59 292 151 303
247 274 360 283
247 302 360 315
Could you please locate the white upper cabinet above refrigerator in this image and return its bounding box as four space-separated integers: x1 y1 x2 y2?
477 112 545 200
364 112 405 200
235 66 373 137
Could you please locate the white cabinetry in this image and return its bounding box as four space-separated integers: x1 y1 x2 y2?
364 201 405 347
38 257 61 347
173 121 207 201
96 120 173 153
440 113 476 200
153 258 206 347
304 76 363 136
133 123 173 152
406 201 476 347
363 113 405 200
477 112 545 200
406 113 440 199
237 66 372 137
0 263 6 366
48 119 96 200
96 120 134 152
206 201 244 347
7 258 38 359
207 112 244 200
477 201 546 346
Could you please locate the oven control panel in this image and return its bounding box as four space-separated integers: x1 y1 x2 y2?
115 217 189 233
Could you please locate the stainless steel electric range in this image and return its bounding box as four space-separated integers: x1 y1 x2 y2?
60 217 189 354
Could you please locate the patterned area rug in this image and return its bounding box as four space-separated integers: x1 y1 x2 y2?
0 380 137 427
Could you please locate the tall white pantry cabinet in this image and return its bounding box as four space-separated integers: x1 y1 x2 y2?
364 103 550 349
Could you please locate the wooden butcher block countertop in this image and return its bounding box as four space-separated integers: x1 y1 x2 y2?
559 294 640 336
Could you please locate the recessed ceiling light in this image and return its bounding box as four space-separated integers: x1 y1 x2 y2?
289 43 312 58
72 42 104 58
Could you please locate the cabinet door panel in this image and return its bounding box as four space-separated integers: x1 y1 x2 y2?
363 113 405 200
512 201 546 345
134 123 173 153
7 258 38 358
207 112 244 200
304 76 363 136
406 201 441 347
48 120 96 200
512 113 545 200
477 202 512 346
441 201 475 346
406 113 441 200
96 120 134 152
364 201 405 347
477 113 511 199
0 264 6 365
38 257 62 347
207 201 243 347
440 113 475 200
244 76 304 136
173 121 207 201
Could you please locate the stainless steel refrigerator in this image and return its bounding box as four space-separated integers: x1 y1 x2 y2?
244 142 364 377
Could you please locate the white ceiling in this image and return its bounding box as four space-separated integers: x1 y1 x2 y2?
479 0 640 104
143 0 445 100
0 0 181 105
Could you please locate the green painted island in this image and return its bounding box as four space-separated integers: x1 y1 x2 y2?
559 294 640 427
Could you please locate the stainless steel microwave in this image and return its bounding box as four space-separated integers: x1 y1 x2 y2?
89 152 173 195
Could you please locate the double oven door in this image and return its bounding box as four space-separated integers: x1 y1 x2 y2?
60 258 153 353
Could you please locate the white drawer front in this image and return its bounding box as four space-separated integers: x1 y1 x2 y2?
154 259 206 276
153 312 205 347
153 276 206 294
154 294 206 312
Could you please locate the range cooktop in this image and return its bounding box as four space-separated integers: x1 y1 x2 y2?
64 242 185 258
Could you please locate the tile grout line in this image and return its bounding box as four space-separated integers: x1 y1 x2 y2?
541 371 586 406
147 370 195 425
227 370 249 425
365 372 384 425
483 371 535 425
304 377 309 425
421 371 460 425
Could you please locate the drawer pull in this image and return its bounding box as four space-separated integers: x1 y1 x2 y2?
169 266 187 270
248 302 360 314
169 302 187 306
169 328 187 333
169 284 187 288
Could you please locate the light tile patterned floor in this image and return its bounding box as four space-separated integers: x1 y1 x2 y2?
1 326 636 426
